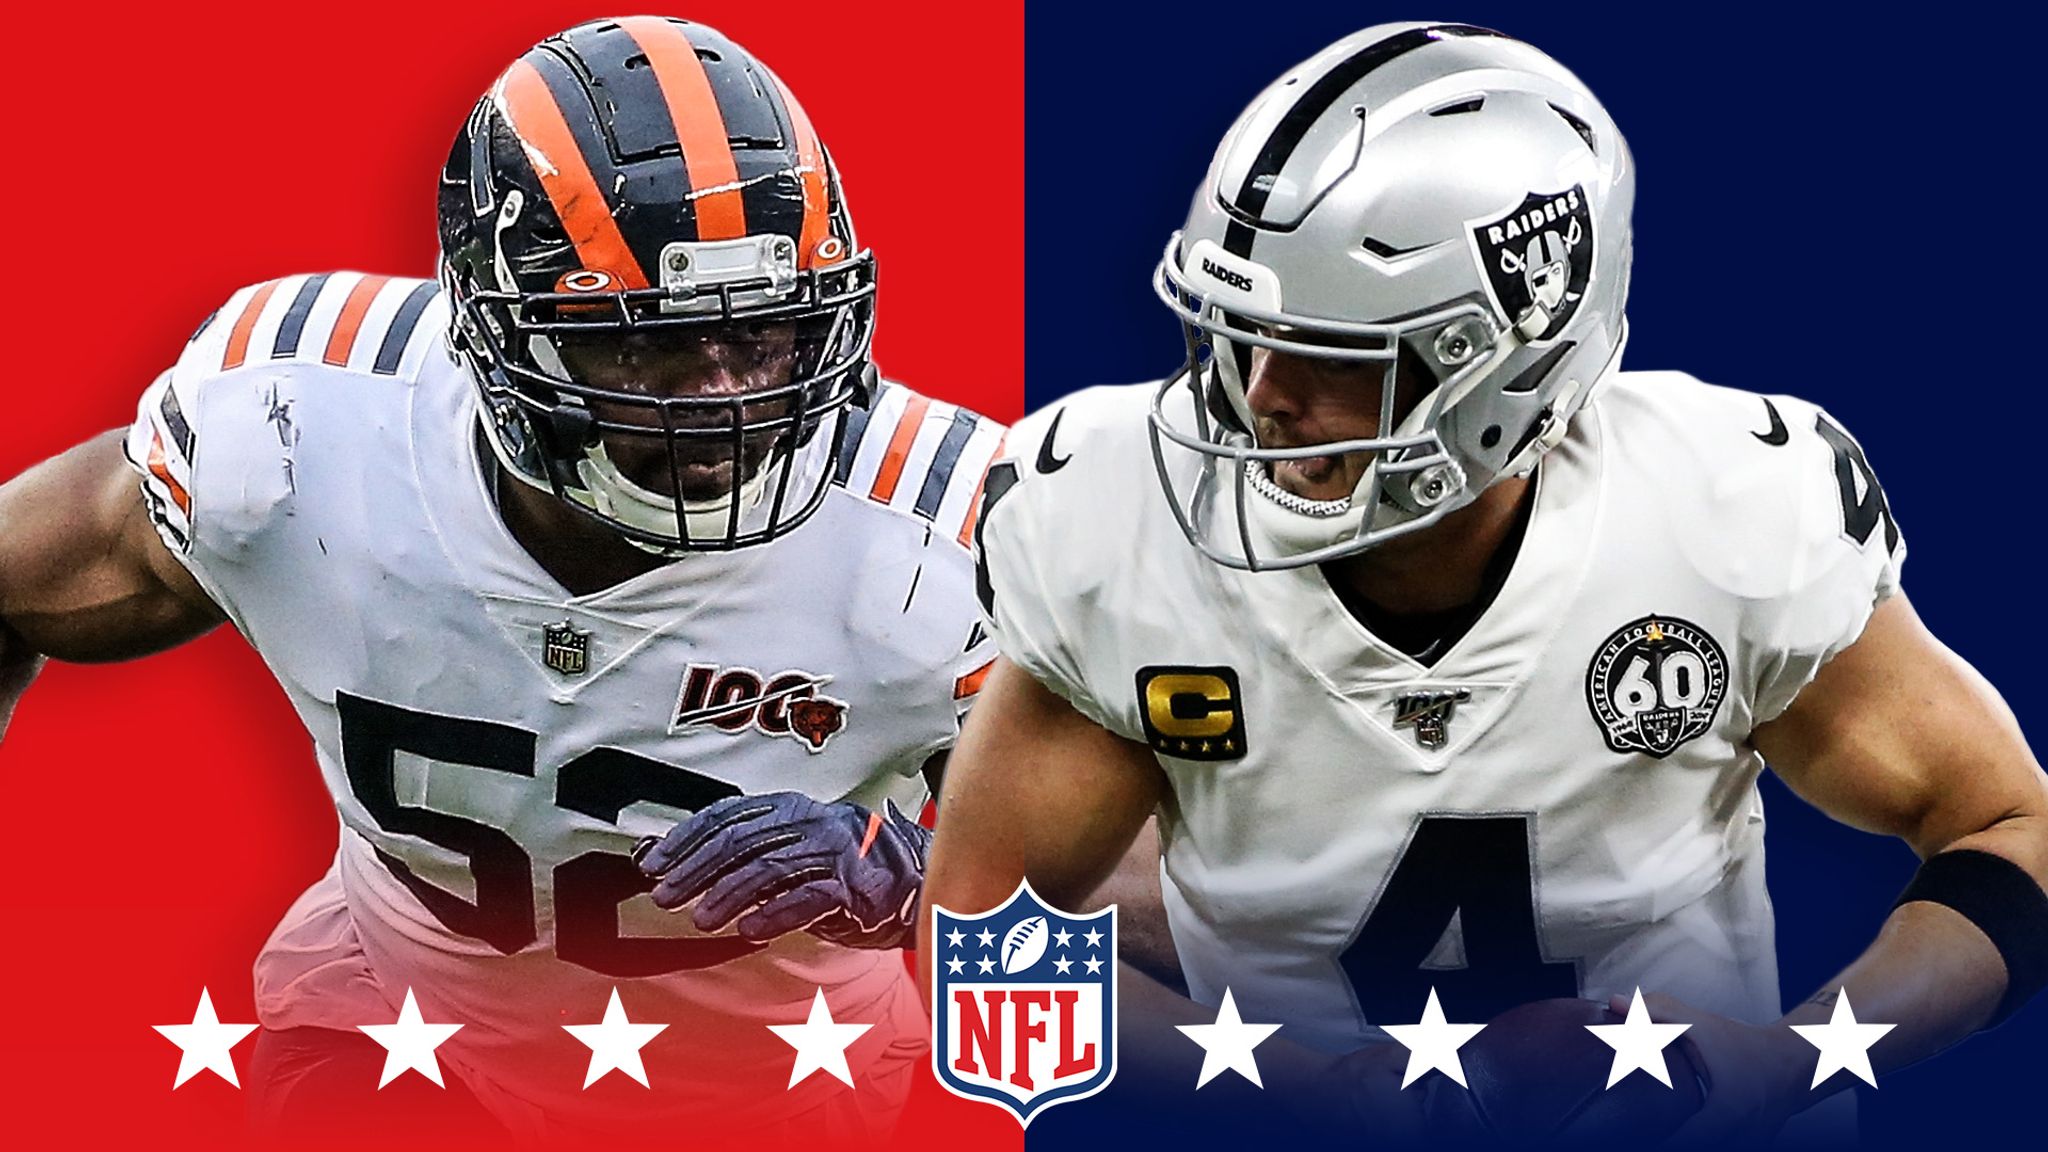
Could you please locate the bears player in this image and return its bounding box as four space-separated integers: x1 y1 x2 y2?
0 18 1001 1143
923 23 2048 1141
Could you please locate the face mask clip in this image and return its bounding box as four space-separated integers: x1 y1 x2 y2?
658 237 800 316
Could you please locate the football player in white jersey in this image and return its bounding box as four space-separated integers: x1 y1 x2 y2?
0 18 1002 1145
922 23 2048 1143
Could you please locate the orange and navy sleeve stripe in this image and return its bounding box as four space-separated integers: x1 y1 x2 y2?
199 274 442 377
832 384 1008 547
125 275 443 553
953 657 995 702
950 615 1000 719
123 368 200 553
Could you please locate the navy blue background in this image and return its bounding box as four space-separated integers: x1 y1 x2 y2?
1024 3 2044 1147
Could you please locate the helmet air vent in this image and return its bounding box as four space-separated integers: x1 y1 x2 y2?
1549 103 1598 153
1361 236 1429 259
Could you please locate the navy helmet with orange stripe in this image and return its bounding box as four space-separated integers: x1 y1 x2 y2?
437 17 875 553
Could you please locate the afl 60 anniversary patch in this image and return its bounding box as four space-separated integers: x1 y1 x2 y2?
1586 616 1727 758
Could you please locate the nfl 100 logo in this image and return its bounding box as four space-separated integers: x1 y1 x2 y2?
931 881 1117 1125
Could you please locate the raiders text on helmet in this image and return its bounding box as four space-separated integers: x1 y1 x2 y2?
1150 23 1635 569
437 17 877 552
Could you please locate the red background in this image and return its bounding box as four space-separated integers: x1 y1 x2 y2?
0 3 1022 1147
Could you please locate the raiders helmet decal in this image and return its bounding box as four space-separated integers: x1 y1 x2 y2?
1468 186 1594 343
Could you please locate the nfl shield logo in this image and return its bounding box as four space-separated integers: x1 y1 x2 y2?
931 881 1117 1126
541 621 590 677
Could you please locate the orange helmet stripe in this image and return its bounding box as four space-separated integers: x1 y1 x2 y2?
221 279 282 370
767 72 830 269
618 17 746 242
496 59 650 290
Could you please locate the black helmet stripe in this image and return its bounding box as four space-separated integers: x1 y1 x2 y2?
499 51 650 286
525 44 694 273
614 17 748 240
737 64 811 251
556 21 694 164
1222 23 1504 257
761 70 833 268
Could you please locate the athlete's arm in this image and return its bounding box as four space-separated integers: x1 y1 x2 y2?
1651 591 2048 1140
1080 815 1186 992
0 430 223 733
921 657 1417 1126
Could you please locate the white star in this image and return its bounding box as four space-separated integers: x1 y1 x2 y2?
1175 988 1283 1088
767 988 872 1089
153 988 258 1089
976 955 996 975
1381 988 1487 1088
1084 956 1104 974
945 928 966 948
975 928 996 948
1053 955 1074 974
562 988 667 1089
358 988 464 1088
945 956 966 975
1053 927 1074 948
1083 928 1104 947
1586 988 1692 1088
1790 990 1895 1089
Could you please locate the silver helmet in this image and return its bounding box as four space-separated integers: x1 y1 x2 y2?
1151 23 1634 570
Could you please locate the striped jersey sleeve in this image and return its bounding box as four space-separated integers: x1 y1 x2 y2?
832 381 1008 550
198 272 443 378
949 616 1000 726
123 274 445 563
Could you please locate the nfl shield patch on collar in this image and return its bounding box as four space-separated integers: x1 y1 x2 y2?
541 621 591 677
1393 688 1472 750
931 881 1117 1125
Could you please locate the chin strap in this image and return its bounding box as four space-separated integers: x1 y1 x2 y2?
1501 323 1627 479
573 441 778 548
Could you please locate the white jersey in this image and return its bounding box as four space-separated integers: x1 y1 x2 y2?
125 273 1003 1132
977 371 1902 1053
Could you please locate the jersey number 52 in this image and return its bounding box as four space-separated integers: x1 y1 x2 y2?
337 691 755 978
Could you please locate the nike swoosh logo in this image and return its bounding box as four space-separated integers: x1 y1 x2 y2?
672 675 834 729
1035 408 1072 474
1753 398 1788 446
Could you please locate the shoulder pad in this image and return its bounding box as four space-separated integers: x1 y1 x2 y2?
832 381 1008 548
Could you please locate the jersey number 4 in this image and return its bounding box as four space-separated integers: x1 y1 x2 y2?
338 691 757 978
1338 814 1577 1025
1815 413 1898 554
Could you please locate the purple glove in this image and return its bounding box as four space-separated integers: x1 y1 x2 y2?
636 792 931 949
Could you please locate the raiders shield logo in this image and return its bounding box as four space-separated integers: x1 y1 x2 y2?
1585 616 1728 758
1468 186 1594 343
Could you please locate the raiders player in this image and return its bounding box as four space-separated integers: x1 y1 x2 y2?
923 23 2048 1141
0 19 1000 1143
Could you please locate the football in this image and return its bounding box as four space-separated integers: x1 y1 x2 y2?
1423 998 1706 1146
1001 915 1051 974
